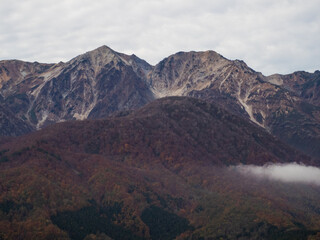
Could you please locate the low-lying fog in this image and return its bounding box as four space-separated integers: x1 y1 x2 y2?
231 163 320 186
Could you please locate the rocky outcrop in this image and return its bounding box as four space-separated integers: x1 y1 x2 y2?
0 46 154 129
267 70 320 106
148 51 320 158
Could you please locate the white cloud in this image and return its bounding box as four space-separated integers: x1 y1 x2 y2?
233 163 320 185
0 0 319 74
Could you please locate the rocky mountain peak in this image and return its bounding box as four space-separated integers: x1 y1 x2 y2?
68 45 121 72
0 46 155 130
148 50 231 98
68 46 153 80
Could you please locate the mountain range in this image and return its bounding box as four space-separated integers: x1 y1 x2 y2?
1 46 320 239
1 46 319 159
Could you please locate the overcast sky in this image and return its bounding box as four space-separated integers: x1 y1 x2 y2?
1 0 319 75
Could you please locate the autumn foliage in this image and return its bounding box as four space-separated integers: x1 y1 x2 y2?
0 97 319 239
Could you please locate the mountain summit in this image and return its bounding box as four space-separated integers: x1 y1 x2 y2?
0 46 154 129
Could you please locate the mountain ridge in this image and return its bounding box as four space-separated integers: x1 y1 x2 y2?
0 45 320 159
2 96 307 166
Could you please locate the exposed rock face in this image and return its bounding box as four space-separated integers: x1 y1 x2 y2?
0 60 53 90
148 51 320 158
0 46 319 158
148 51 269 126
267 70 320 106
0 46 154 130
148 51 231 97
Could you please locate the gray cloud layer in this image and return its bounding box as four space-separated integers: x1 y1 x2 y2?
1 0 319 75
234 163 320 185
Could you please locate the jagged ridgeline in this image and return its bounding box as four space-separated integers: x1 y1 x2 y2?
0 46 319 158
